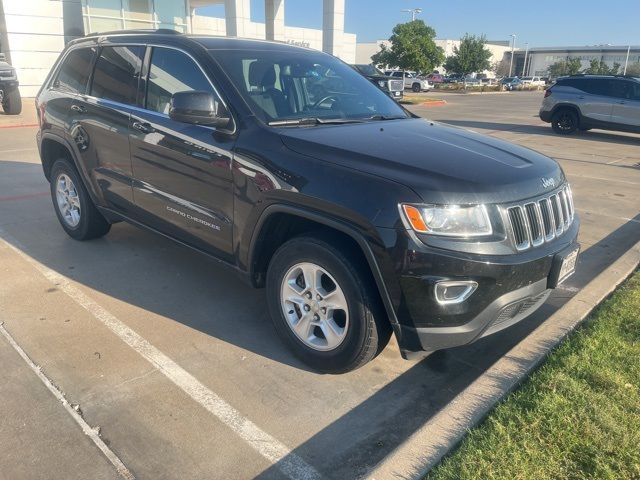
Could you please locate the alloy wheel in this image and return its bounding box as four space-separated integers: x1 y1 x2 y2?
55 173 81 227
280 262 349 351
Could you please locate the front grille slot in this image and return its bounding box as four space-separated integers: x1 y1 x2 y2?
505 185 574 251
539 199 554 239
389 80 404 91
508 206 529 249
524 203 543 245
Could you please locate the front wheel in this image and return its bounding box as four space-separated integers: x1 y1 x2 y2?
551 109 578 134
266 235 391 373
2 88 22 115
412 83 421 93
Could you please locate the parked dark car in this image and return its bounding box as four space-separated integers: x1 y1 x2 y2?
501 77 524 91
351 64 403 99
426 73 444 84
0 56 22 114
36 31 579 373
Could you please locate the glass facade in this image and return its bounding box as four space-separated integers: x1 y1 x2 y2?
81 0 188 34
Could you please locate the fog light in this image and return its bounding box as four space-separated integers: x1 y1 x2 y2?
434 280 478 305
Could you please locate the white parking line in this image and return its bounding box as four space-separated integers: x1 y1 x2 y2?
0 231 321 480
0 322 135 480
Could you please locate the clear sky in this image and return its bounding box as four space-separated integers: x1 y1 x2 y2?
196 0 639 48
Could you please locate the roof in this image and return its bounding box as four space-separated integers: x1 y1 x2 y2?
70 29 314 53
527 45 640 53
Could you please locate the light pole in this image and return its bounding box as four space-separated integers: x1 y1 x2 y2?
508 34 516 77
522 42 529 76
401 8 422 21
623 45 631 75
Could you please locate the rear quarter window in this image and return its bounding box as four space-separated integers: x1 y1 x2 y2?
53 47 96 94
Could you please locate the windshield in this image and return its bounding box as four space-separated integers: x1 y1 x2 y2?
354 64 383 76
211 49 408 125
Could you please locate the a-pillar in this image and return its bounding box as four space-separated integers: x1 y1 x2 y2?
265 0 285 41
322 0 344 58
224 0 250 37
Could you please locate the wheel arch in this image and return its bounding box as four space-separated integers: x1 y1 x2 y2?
39 133 101 205
248 204 400 328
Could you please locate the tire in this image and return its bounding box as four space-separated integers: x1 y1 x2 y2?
50 158 111 240
2 88 22 115
266 235 391 373
551 109 578 135
412 83 421 93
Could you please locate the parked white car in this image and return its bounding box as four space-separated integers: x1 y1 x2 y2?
521 76 546 88
384 70 433 92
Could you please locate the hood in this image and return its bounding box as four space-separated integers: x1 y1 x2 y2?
278 118 564 204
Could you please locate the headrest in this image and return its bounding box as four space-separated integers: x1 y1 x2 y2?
248 60 276 88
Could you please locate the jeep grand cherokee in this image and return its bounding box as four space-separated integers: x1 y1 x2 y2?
35 30 580 373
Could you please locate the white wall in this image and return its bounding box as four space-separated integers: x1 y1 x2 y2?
192 14 356 63
1 0 67 96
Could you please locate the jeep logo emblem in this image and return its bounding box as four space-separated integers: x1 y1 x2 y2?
541 177 556 189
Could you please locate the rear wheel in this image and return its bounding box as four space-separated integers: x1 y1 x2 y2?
50 159 111 240
2 88 22 115
412 83 421 93
266 235 391 373
551 109 578 134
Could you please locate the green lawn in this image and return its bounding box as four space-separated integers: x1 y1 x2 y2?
427 271 640 480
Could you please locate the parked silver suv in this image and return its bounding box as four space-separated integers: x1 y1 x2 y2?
539 75 640 135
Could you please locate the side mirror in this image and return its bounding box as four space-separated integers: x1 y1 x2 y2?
169 91 230 128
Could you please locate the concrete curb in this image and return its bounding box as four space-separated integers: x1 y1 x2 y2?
365 240 640 480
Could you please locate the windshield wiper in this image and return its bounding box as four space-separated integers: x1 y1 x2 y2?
268 117 365 126
364 114 407 121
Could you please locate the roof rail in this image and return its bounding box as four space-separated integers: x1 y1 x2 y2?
86 28 182 37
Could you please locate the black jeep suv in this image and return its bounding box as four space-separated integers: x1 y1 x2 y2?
36 31 580 373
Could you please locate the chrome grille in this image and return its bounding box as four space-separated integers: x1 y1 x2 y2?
506 184 574 251
389 79 404 92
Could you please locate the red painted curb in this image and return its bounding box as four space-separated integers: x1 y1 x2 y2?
0 191 49 202
419 100 447 107
0 123 38 129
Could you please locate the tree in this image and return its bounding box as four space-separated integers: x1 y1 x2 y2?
371 20 445 73
625 62 640 76
492 58 512 77
585 59 620 75
548 58 582 77
443 34 492 76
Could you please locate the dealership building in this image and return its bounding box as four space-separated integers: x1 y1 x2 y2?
0 0 356 96
510 45 640 77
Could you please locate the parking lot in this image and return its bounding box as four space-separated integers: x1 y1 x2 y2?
1 91 638 480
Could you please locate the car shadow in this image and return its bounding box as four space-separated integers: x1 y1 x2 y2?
2 160 639 479
439 119 640 147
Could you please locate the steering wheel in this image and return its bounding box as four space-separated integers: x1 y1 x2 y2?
312 94 338 109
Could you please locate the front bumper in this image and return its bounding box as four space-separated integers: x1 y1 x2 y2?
380 218 580 356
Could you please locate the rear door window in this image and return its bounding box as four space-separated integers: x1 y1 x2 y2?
53 47 96 94
90 46 145 105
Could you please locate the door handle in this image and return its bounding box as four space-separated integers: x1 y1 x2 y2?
132 121 155 133
70 104 87 114
618 101 626 105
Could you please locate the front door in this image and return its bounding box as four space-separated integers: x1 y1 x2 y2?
129 46 235 261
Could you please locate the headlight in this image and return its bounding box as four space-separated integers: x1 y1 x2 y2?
401 204 492 237
378 80 386 87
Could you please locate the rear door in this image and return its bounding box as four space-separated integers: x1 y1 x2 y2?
128 46 235 260
610 79 640 128
571 78 614 124
79 44 145 213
